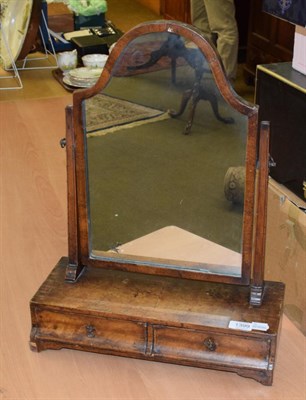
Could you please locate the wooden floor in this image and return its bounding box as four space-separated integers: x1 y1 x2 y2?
1 2 305 399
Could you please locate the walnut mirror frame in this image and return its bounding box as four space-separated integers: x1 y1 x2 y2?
65 20 268 304
30 21 285 386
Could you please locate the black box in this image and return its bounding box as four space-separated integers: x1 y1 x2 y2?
71 35 109 59
255 62 306 200
71 25 122 59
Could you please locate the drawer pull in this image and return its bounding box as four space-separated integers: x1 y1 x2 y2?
204 337 217 352
85 325 96 338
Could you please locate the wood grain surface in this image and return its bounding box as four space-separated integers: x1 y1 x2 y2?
1 96 305 398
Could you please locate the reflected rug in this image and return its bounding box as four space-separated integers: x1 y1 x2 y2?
85 93 167 133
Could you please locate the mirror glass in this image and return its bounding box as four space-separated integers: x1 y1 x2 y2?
83 31 248 277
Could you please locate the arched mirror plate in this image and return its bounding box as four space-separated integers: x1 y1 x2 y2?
76 22 257 282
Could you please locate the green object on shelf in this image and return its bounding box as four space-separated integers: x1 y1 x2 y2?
68 0 107 17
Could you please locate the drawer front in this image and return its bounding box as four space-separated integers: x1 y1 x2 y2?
35 309 147 355
152 326 271 369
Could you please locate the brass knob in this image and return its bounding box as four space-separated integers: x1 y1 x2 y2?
85 325 96 338
204 337 217 351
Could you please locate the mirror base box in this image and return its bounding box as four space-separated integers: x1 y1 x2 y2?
30 258 285 386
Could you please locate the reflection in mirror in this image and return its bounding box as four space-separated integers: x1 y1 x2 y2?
83 31 248 277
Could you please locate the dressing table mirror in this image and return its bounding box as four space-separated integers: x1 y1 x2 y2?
30 21 285 385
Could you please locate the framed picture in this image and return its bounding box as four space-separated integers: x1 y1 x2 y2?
263 0 306 27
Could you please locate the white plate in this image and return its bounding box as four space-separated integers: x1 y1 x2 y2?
0 0 33 68
63 74 97 88
68 67 103 80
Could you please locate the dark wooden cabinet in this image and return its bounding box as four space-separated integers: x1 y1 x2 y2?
160 0 295 80
160 0 191 23
244 0 295 83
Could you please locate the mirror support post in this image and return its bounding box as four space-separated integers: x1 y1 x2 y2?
250 121 270 306
64 105 85 282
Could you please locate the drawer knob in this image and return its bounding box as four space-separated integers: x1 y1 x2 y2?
86 324 96 338
204 337 217 351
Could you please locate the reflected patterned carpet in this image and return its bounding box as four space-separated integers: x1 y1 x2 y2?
85 93 166 133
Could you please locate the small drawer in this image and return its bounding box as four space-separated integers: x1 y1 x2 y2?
35 309 146 355
152 326 271 369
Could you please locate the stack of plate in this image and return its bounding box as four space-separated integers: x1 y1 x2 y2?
63 67 103 88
